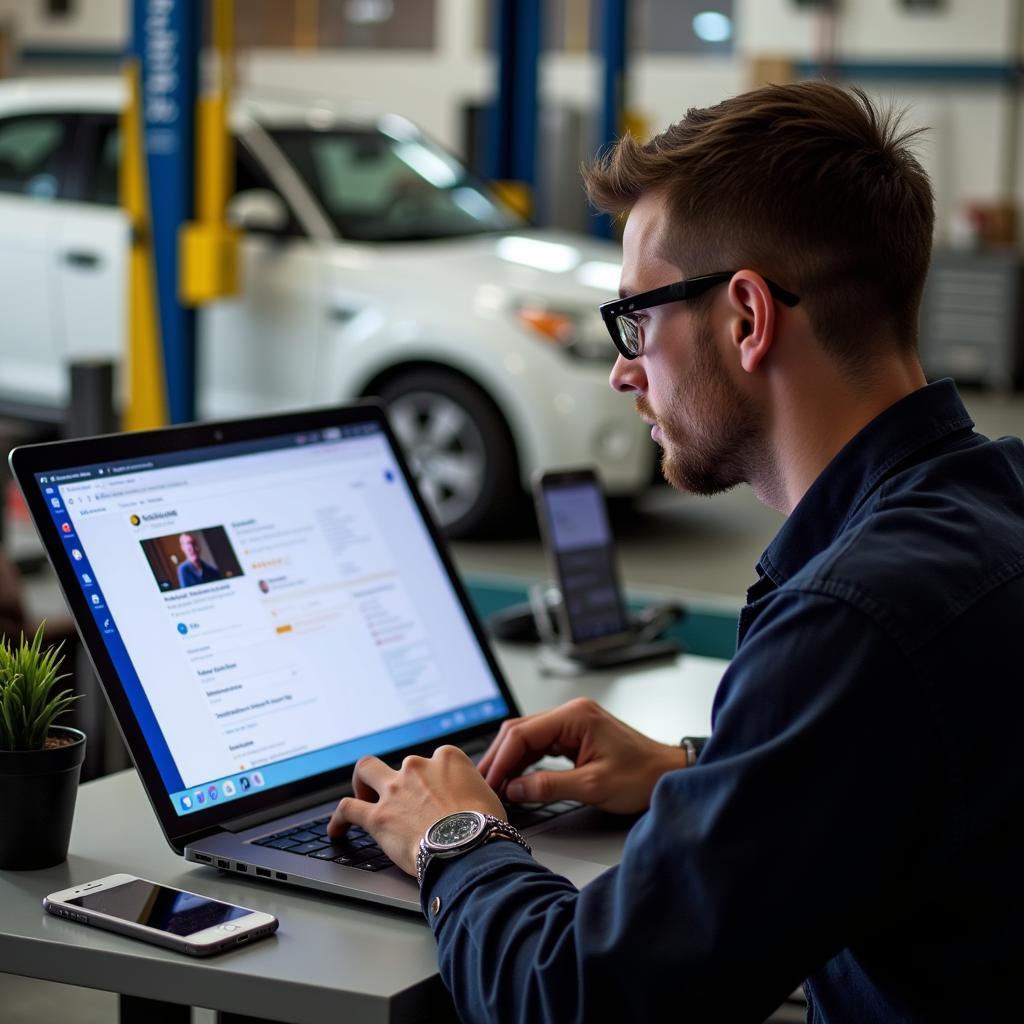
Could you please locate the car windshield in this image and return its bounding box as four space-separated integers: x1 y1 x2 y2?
270 125 521 242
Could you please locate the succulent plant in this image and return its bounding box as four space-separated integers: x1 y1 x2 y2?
0 623 78 752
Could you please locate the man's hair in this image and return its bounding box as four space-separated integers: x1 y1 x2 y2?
583 81 935 368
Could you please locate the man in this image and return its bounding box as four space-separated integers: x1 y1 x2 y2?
176 532 221 588
328 82 1024 1021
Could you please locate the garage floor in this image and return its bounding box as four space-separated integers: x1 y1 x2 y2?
3 385 1022 1023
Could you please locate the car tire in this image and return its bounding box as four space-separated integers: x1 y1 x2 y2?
375 370 521 538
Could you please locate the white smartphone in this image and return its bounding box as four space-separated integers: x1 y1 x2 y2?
43 873 278 957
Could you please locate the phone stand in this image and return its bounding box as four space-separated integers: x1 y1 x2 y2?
535 638 681 677
526 582 684 676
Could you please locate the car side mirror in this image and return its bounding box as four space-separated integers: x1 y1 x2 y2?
227 189 290 235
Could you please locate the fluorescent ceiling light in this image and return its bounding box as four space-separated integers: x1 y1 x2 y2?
692 11 732 43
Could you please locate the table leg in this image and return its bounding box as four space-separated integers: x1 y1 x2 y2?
119 994 190 1023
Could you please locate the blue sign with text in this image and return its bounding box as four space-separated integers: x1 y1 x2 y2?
132 0 199 423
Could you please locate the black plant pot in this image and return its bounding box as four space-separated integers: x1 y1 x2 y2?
0 726 87 870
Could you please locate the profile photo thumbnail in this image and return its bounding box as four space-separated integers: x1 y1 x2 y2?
140 526 244 592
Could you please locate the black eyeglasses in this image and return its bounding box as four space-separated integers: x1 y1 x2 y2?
599 271 800 359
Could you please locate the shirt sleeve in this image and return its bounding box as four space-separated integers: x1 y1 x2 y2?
422 590 946 1023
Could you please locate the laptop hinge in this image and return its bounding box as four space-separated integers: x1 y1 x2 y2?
221 781 351 834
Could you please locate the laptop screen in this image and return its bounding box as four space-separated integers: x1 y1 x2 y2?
31 419 509 817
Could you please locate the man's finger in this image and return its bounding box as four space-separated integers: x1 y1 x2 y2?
327 795 373 837
477 718 522 777
483 708 581 792
505 765 594 805
352 755 395 799
487 704 593 790
328 757 394 834
479 702 588 779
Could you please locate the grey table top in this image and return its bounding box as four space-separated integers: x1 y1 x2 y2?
0 645 727 1024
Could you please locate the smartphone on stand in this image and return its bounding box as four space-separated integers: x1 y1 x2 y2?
533 467 635 657
44 874 278 957
533 467 683 668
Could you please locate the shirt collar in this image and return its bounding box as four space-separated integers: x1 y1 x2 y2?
758 379 975 587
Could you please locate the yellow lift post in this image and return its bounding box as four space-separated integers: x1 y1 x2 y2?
181 0 242 306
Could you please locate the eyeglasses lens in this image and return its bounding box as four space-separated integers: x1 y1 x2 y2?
616 315 640 355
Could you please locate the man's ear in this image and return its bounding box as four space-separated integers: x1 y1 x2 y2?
728 271 776 374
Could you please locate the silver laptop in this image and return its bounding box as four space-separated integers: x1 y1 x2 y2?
11 403 627 912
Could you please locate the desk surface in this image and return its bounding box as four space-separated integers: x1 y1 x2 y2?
0 646 727 1024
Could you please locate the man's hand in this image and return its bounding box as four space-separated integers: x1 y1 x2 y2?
327 745 506 876
477 698 688 815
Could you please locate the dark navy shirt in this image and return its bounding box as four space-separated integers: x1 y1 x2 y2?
422 380 1024 1022
177 559 221 588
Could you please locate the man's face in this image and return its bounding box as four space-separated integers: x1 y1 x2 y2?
609 193 765 495
180 534 199 562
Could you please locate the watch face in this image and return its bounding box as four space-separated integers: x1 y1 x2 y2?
429 812 484 849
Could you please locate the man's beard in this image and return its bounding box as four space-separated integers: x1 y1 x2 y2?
637 318 765 496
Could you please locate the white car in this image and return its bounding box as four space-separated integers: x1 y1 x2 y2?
0 77 652 536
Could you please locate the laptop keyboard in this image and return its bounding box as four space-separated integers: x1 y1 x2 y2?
253 817 392 870
252 799 584 872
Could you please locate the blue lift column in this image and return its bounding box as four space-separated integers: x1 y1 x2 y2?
595 0 628 238
129 0 199 425
489 0 541 218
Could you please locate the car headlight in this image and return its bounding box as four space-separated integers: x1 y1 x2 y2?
513 303 612 362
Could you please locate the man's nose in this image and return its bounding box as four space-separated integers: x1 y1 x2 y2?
609 353 644 394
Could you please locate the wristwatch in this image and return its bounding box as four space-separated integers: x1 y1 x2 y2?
680 735 709 767
416 811 531 888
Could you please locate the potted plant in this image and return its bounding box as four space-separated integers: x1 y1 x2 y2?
0 624 85 870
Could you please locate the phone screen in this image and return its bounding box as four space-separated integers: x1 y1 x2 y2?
67 879 250 936
540 477 629 645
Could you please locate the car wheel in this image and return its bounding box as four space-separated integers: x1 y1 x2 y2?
376 370 520 538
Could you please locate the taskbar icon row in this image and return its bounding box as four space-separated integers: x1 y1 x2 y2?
178 770 266 812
